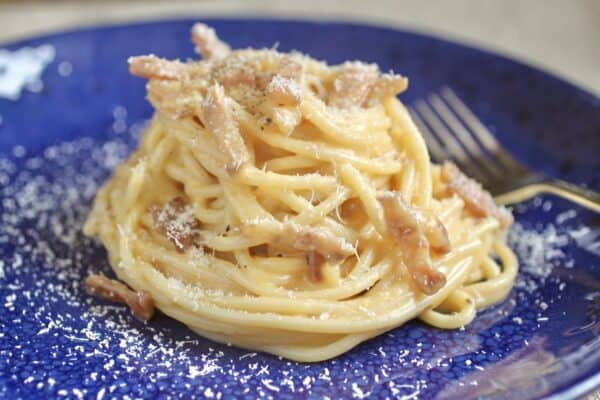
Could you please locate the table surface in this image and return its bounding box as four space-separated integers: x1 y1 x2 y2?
0 1 598 399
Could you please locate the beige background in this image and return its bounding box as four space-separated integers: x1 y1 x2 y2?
0 1 598 399
0 0 599 95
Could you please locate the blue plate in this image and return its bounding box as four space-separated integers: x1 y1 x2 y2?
0 19 598 400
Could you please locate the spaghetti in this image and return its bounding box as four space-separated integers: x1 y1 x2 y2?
84 23 517 362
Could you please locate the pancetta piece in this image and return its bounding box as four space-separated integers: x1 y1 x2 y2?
85 274 155 320
306 251 326 282
217 66 256 88
379 193 449 295
365 73 408 106
441 162 513 228
191 23 231 60
266 56 304 106
128 55 187 80
150 197 200 252
329 61 378 108
200 84 250 173
242 219 354 279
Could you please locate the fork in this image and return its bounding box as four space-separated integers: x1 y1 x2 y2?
408 87 600 211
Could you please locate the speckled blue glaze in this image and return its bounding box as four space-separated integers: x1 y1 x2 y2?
0 19 598 400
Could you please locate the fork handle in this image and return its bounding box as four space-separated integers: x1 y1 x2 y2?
547 179 600 206
496 178 600 213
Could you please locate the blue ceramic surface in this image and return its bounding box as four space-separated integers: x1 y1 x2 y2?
0 19 598 400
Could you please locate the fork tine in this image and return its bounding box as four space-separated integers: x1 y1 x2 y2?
414 99 487 182
408 106 447 162
440 87 527 175
428 93 503 180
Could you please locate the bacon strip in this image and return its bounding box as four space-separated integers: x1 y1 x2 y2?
329 61 378 108
242 219 354 262
243 220 336 283
266 56 303 106
201 84 249 173
150 197 200 252
277 221 354 260
191 23 231 60
306 251 326 282
128 55 187 80
217 67 256 88
422 215 451 253
365 73 408 106
441 162 514 228
128 56 200 119
146 80 197 119
379 193 448 295
85 274 155 320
